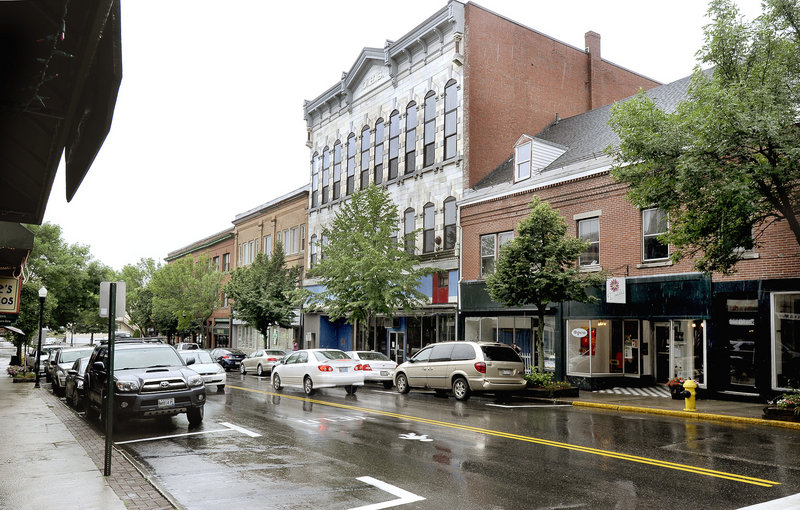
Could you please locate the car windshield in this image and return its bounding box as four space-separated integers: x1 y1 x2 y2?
115 347 184 370
180 351 214 364
313 350 350 361
481 345 522 362
60 348 95 364
227 349 246 356
356 352 389 361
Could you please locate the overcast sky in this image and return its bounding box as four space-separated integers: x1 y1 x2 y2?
43 0 764 271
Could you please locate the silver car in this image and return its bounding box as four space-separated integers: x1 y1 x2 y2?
49 346 95 396
346 351 396 389
394 341 527 401
241 349 287 377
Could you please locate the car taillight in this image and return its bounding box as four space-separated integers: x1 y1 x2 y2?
318 365 333 372
474 362 486 374
355 364 372 371
267 357 277 361
222 355 230 359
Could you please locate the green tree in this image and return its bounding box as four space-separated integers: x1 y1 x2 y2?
73 260 114 343
486 197 606 371
310 184 428 345
608 0 800 274
149 254 224 345
118 258 160 336
224 241 301 348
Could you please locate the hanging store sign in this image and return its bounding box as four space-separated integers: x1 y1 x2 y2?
606 276 626 304
0 276 21 314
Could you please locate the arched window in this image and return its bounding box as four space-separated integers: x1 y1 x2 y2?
321 147 330 204
405 101 417 174
311 152 319 208
310 234 317 268
346 133 356 195
360 126 370 190
374 118 384 185
332 140 342 200
444 79 458 160
404 207 415 254
423 91 436 167
423 202 435 253
388 111 399 180
443 197 456 250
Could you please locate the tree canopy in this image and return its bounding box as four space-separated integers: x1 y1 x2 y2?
486 196 605 371
224 241 301 348
608 0 800 274
310 184 428 341
118 258 161 336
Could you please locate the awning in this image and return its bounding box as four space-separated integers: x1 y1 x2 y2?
2 325 24 335
213 327 230 335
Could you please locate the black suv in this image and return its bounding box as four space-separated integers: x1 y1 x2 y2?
84 340 206 426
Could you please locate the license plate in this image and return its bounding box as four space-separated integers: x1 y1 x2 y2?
158 398 175 408
339 367 348 373
380 371 389 376
500 369 514 376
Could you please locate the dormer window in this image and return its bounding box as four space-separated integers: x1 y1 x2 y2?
515 141 532 181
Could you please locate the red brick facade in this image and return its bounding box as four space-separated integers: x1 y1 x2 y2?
463 5 660 188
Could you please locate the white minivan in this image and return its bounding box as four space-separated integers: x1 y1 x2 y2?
394 341 526 401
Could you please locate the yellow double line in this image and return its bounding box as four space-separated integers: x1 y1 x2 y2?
229 385 780 487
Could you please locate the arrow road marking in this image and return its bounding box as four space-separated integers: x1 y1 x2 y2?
349 476 425 510
398 432 432 442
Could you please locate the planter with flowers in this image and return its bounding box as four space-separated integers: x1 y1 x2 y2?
763 389 800 422
665 377 686 399
7 365 36 383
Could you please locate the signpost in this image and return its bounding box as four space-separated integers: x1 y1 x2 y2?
99 281 125 476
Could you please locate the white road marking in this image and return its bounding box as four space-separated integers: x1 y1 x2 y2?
398 432 432 442
114 422 260 444
219 421 261 437
350 476 426 510
737 493 800 509
486 403 573 408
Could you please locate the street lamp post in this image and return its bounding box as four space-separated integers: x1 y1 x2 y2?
34 286 47 388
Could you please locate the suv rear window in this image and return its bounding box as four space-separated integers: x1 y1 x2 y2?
481 345 522 362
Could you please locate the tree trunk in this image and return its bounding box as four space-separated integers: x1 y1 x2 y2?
536 305 546 372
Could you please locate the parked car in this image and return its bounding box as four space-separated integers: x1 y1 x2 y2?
64 356 91 409
27 344 61 379
241 349 287 376
346 351 396 389
271 349 369 396
175 342 200 350
210 348 247 372
394 341 527 401
84 340 206 427
179 350 226 391
49 346 95 396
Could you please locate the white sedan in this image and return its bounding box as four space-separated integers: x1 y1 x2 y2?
179 350 227 391
271 349 369 395
346 351 396 389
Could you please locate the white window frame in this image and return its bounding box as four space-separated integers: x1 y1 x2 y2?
642 208 669 262
515 141 532 182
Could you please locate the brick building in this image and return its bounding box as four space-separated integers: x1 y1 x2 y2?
230 186 308 352
164 228 235 348
459 73 800 398
302 0 659 361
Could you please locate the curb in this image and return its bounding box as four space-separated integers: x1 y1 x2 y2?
570 400 800 430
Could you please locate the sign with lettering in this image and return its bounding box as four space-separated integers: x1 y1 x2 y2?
0 277 21 314
606 277 626 304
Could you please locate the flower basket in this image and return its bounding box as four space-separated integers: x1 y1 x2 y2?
765 390 800 421
665 377 686 400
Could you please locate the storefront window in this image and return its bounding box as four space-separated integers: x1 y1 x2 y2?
567 319 642 378
670 319 706 386
464 317 497 342
772 293 800 389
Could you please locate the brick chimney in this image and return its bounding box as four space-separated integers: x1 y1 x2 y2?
585 31 601 109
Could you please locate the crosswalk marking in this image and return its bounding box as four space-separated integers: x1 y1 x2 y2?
594 386 671 398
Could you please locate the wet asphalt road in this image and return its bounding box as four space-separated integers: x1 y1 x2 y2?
98 373 799 510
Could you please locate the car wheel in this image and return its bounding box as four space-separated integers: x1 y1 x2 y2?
257 364 264 377
52 379 59 395
217 384 225 392
395 373 410 394
345 385 358 395
382 381 393 389
71 389 81 409
240 364 246 375
187 406 204 426
303 376 315 396
452 376 471 401
272 374 282 391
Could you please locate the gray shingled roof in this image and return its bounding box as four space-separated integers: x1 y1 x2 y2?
474 71 704 190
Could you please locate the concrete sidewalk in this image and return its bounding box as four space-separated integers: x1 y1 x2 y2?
0 344 178 510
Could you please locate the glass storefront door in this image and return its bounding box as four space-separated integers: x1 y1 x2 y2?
389 331 405 363
647 319 706 386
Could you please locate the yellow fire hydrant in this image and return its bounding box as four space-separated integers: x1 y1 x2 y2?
682 379 698 412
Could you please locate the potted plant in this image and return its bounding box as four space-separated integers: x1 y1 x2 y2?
763 389 800 422
665 377 686 399
7 365 36 383
524 370 579 398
